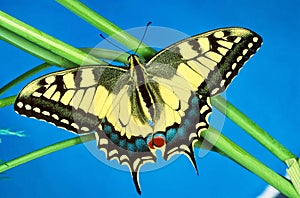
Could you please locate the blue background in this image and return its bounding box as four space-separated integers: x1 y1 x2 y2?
0 0 299 197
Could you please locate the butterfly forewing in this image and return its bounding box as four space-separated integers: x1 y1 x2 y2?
14 66 127 133
146 27 262 96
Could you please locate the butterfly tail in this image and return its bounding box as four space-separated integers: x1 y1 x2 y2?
131 171 142 194
185 144 199 175
95 125 157 194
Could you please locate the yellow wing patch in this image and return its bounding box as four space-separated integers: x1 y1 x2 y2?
177 63 205 90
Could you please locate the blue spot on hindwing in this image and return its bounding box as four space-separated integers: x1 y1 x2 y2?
166 128 177 143
103 125 112 135
191 95 199 105
110 133 119 144
119 139 126 149
183 119 191 128
177 127 185 138
187 108 198 118
127 143 136 152
135 139 148 152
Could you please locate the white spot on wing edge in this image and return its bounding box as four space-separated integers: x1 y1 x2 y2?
179 144 189 152
211 88 219 95
220 79 226 87
236 56 243 62
16 102 23 108
25 104 31 110
42 111 50 116
33 107 41 113
189 132 197 141
120 155 129 162
71 123 79 129
108 149 118 157
226 71 232 79
253 37 259 42
232 63 237 70
200 104 210 114
196 122 207 129
99 138 108 145
81 126 90 132
52 114 59 120
61 119 69 125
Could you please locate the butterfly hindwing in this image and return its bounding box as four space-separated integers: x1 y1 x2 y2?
95 119 156 195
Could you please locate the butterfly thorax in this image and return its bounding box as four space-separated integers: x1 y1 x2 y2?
128 55 147 83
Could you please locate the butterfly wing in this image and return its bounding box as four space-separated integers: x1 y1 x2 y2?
14 66 128 133
145 27 262 162
14 65 157 194
146 27 262 96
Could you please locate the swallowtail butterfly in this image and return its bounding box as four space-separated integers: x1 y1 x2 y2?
14 27 262 194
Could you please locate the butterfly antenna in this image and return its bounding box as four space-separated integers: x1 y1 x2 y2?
134 21 152 55
99 34 130 55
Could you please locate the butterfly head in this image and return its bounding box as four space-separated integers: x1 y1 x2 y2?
128 54 143 69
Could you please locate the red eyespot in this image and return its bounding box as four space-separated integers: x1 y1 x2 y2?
147 136 166 149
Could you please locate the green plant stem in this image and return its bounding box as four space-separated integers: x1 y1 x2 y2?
0 11 104 65
286 158 300 195
199 127 299 198
80 48 130 64
211 95 297 162
0 95 16 108
0 63 51 96
0 26 76 68
56 0 156 60
0 48 128 97
0 133 95 173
